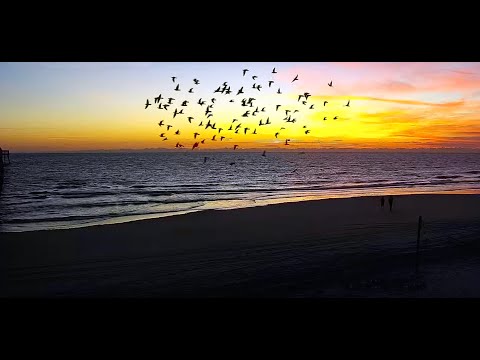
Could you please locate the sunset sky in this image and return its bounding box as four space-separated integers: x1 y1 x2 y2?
1 62 480 152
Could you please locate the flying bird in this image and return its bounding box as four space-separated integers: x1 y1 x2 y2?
275 132 279 138
333 116 338 120
163 137 168 141
154 94 163 103
187 116 194 123
175 130 180 135
233 145 239 150
198 98 205 106
323 117 327 121
298 95 303 102
269 81 274 87
159 133 166 137
253 129 257 134
168 98 175 104
194 132 200 139
166 125 172 131
285 139 290 145
192 142 199 150
328 81 332 87
292 74 299 83
272 68 277 73
211 98 216 103
277 88 282 94
220 136 225 141
145 99 151 109
174 84 180 91
252 75 258 80
172 77 176 82
212 135 216 141
237 87 244 95
345 100 350 107
158 120 164 127
244 127 250 135
181 100 188 106
243 69 249 76
276 105 281 111
305 130 310 134
201 139 205 144
309 104 314 109
188 88 194 93
324 101 328 106
193 78 200 85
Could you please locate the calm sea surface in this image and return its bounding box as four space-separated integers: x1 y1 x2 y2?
1 151 479 232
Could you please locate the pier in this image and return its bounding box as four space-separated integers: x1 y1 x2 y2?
1 149 10 165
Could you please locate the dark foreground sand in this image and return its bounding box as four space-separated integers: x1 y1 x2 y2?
1 194 480 297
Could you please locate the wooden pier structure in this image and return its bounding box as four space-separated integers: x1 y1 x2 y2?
1 149 11 166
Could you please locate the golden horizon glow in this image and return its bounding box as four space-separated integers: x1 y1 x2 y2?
2 62 480 152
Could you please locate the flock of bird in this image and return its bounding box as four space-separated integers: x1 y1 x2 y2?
144 67 351 154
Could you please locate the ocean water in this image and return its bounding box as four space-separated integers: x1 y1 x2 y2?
1 151 480 232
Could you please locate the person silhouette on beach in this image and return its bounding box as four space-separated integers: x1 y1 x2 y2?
380 196 385 208
388 195 394 212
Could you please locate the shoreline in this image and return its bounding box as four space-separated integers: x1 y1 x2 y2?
2 187 480 234
1 193 480 297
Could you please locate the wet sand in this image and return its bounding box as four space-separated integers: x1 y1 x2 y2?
1 194 480 297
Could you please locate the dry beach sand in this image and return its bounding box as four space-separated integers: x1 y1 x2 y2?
1 194 480 297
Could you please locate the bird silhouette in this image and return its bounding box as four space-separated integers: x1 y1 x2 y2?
244 127 250 135
145 99 151 109
154 94 163 103
285 139 290 145
175 130 180 135
253 128 257 134
201 139 205 144
328 81 332 87
192 142 199 150
256 84 262 91
268 81 274 87
172 77 176 82
277 88 282 94
167 125 172 130
272 68 277 73
194 132 200 139
333 116 338 120
298 95 303 102
323 117 327 121
214 86 222 93
158 120 164 127
233 145 239 150
163 104 169 110
182 100 189 106
304 92 311 100
275 132 279 138
243 69 249 76
187 116 194 123
218 128 223 133
345 100 350 107
199 121 203 126
168 98 175 104
160 133 166 137
232 119 239 123
302 101 307 105
237 87 244 95
242 111 250 117
309 104 314 109
220 136 225 141
211 98 216 103
212 135 216 141
292 74 299 83
305 130 310 134
198 98 205 106
188 88 194 93
235 123 242 130
265 117 271 125
276 105 281 111
324 101 328 106
163 137 168 141
174 84 180 91
228 125 233 130
252 75 258 80
193 78 200 85
259 119 264 126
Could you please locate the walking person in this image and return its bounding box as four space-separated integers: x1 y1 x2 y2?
388 195 394 212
